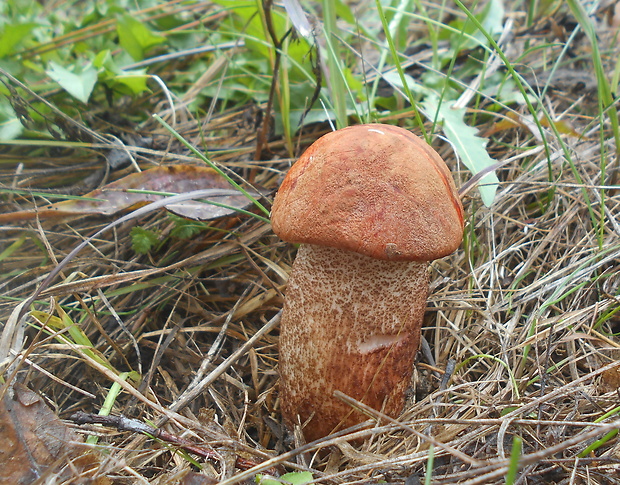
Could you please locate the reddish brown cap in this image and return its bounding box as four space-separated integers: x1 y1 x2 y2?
271 124 464 261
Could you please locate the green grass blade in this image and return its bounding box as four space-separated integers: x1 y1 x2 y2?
505 436 522 484
374 0 428 141
424 445 435 485
322 0 347 128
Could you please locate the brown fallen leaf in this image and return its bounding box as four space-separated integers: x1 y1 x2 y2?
0 165 264 223
483 111 584 139
181 472 220 485
0 383 108 484
599 364 620 393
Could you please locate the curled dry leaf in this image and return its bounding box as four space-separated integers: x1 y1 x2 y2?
0 165 262 223
0 383 109 484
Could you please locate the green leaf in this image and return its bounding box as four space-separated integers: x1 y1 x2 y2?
169 215 207 240
46 61 98 103
94 50 149 95
334 0 356 24
30 306 116 373
0 97 23 140
505 436 522 485
0 22 38 58
256 472 314 485
111 72 149 95
444 0 504 50
93 49 118 73
130 226 159 254
480 0 505 37
424 95 499 206
117 14 166 61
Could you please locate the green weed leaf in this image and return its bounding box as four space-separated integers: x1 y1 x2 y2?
478 0 505 39
30 307 117 373
169 215 206 240
0 22 37 58
0 97 23 140
131 226 159 254
112 72 149 95
93 49 149 95
46 62 98 104
505 435 522 485
117 15 166 61
424 95 499 206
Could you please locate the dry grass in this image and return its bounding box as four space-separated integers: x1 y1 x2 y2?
2 2 620 484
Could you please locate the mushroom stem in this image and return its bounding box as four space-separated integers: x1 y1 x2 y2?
279 244 429 442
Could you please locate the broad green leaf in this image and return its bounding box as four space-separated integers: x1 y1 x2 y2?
335 0 356 24
480 0 505 38
94 50 149 95
93 49 118 72
424 95 499 206
381 70 429 97
117 15 166 61
111 73 149 95
441 0 504 54
0 22 37 58
0 98 23 140
168 215 207 240
46 61 98 103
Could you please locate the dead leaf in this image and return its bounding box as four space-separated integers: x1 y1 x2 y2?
483 111 583 139
181 472 219 485
599 365 620 393
0 383 108 484
0 165 263 223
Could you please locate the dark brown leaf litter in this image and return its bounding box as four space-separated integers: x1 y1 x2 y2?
0 383 109 484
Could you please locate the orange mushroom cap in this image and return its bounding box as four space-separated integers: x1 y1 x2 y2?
271 124 464 261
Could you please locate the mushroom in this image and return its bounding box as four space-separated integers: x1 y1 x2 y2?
271 123 464 442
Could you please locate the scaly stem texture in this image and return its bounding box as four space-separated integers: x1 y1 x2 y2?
279 244 429 442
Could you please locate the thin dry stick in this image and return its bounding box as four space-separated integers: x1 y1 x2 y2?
53 310 281 438
216 423 403 485
71 411 273 472
501 359 620 420
165 311 282 416
181 284 254 394
333 391 482 467
109 311 283 470
438 420 620 485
